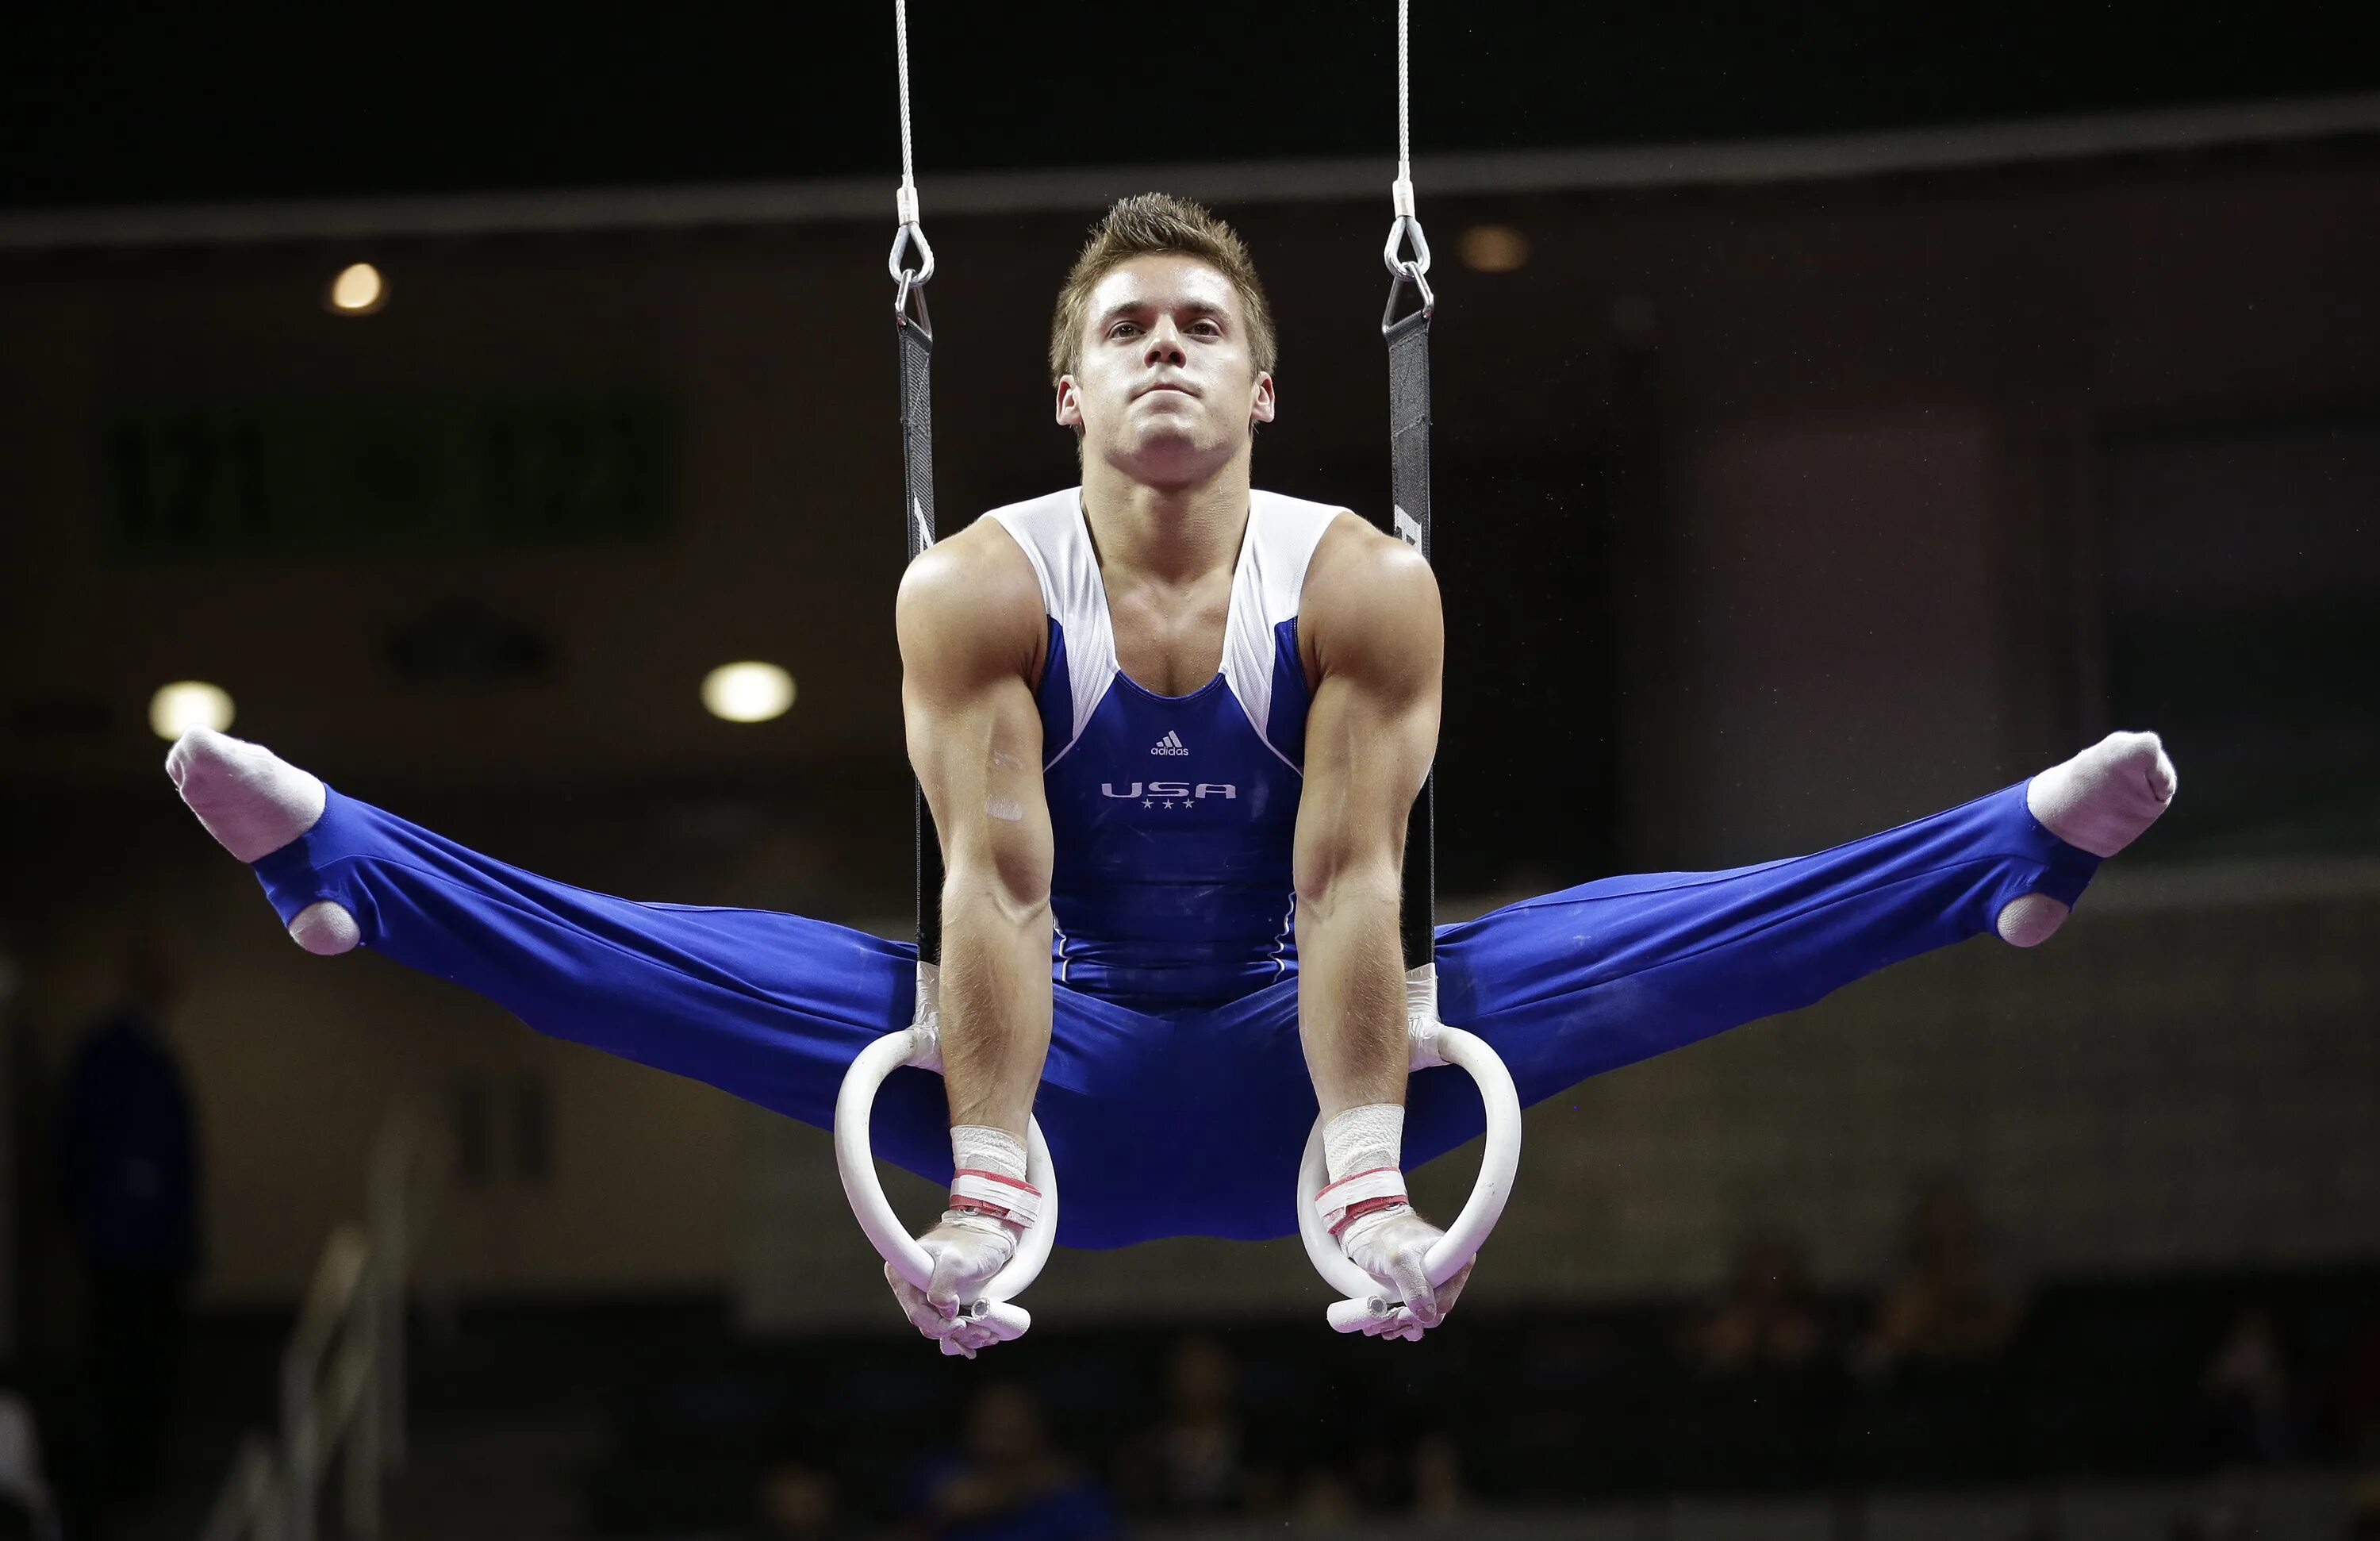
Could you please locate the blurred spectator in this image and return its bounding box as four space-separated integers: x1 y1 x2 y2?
2350 1473 2380 1541
2013 1490 2065 1540
2340 1312 2380 1462
56 942 202 1506
2181 1305 2304 1467
1860 1178 2021 1372
1289 1466 1358 1526
1680 1231 1829 1374
2167 1491 2258 1541
0 1393 59 1541
910 1383 1115 1540
753 1459 841 1539
1119 1337 1253 1516
1410 1432 1467 1520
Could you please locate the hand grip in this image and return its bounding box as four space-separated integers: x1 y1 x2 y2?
1326 1298 1395 1335
835 963 1057 1337
1297 966 1522 1328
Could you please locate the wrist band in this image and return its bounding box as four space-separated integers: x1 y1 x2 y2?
1323 1104 1404 1181
1315 1166 1407 1235
950 1167 1043 1229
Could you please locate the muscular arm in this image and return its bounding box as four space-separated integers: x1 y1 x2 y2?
895 525 1055 1141
1292 518 1445 1121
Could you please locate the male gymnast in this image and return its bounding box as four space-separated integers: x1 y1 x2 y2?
167 194 2177 1355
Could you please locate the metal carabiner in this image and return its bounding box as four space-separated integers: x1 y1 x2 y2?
1381 213 1432 281
1383 259 1434 332
888 221 936 286
892 211 934 336
1381 213 1434 331
895 267 933 336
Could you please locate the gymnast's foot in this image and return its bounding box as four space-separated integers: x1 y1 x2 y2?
166 728 360 955
1996 730 2178 947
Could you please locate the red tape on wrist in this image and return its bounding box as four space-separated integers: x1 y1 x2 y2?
1315 1166 1408 1235
1331 1195 1410 1235
950 1168 1042 1229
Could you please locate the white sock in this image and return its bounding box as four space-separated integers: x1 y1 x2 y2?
166 728 359 955
1996 730 2178 947
288 901 362 957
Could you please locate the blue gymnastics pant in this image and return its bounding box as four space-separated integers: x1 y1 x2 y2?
249 780 2098 1248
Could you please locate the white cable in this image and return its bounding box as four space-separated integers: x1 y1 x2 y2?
888 0 931 279
1390 0 1416 221
1398 0 1411 185
895 0 919 225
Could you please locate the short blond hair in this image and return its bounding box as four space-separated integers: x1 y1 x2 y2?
1048 193 1277 387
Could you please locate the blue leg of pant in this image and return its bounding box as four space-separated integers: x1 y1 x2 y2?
251 790 1219 1247
248 786 1154 1243
1399 778 2102 1177
1062 781 2103 1247
241 778 2095 1249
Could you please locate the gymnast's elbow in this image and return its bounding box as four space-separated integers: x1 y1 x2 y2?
941 853 1053 935
1292 846 1404 924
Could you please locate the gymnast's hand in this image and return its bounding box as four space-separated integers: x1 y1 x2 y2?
884 1210 1020 1358
1343 1205 1474 1342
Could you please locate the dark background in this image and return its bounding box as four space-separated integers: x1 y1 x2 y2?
8 0 2378 207
3 6 2378 1539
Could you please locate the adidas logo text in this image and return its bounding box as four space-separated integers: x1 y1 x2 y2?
1150 731 1189 757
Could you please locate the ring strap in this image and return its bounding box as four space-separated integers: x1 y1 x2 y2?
950 1168 1043 1229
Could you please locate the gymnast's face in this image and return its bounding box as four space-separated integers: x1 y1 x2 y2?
1055 254 1276 486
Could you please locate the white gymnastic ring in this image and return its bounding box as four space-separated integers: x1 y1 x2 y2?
832 964 1058 1309
1296 967 1522 1315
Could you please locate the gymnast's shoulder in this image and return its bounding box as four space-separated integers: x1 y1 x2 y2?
894 518 1046 685
1299 509 1442 686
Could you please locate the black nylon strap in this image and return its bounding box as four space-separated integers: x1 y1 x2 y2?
897 297 943 966
1384 299 1436 970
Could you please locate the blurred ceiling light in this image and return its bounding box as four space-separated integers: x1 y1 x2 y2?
1458 225 1530 275
702 662 797 724
148 681 236 740
328 262 387 314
